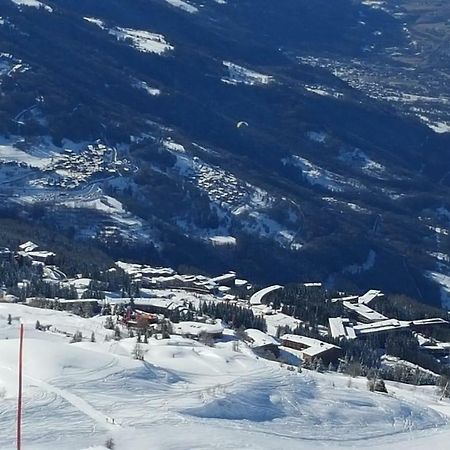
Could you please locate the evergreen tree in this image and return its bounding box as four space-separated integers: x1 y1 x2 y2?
438 375 450 399
105 438 115 450
161 321 171 339
70 331 83 343
315 358 325 373
104 316 114 330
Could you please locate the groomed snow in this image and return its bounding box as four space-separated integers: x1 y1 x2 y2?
1 303 450 449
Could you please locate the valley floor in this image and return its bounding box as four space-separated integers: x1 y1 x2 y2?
1 303 450 450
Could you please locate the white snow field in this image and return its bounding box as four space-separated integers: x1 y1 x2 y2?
111 28 173 55
10 0 53 12
83 18 173 55
222 62 273 86
163 0 199 14
1 303 450 450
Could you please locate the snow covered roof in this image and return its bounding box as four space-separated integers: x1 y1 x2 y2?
145 275 176 284
412 318 449 327
209 236 237 246
245 329 279 348
115 261 142 274
250 285 283 305
18 250 56 263
328 317 356 340
19 241 39 252
210 272 236 284
135 297 183 310
2 294 19 302
331 295 359 303
358 290 383 305
116 261 175 277
218 286 231 292
280 334 340 355
235 278 248 287
353 317 449 336
251 304 275 316
353 319 408 335
105 297 184 310
414 333 432 346
329 317 347 338
68 278 92 289
342 301 387 322
302 345 336 358
26 251 56 259
44 298 98 304
173 320 224 337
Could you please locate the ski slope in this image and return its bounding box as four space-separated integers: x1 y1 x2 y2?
0 303 450 449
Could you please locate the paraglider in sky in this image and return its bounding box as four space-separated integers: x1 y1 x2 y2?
236 121 249 129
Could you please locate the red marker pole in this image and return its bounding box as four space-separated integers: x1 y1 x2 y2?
17 322 24 450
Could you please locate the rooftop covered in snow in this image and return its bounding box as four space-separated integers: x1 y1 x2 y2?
250 285 283 305
245 329 279 348
280 334 340 358
173 320 224 337
343 301 388 323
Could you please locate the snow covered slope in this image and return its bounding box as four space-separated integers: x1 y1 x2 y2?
1 303 450 449
1 0 450 303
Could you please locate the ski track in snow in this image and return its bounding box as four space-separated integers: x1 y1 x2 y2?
0 305 450 449
0 362 118 431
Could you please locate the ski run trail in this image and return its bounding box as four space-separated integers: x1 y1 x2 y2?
1 303 450 449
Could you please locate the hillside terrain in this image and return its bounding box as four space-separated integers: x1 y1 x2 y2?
1 302 450 450
0 240 450 448
0 0 449 306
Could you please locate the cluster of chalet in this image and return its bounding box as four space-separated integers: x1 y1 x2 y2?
111 297 189 317
247 283 343 364
5 240 450 367
41 142 130 189
0 242 60 301
239 328 341 364
17 241 56 265
187 159 246 206
115 261 252 298
117 305 225 340
328 290 449 354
